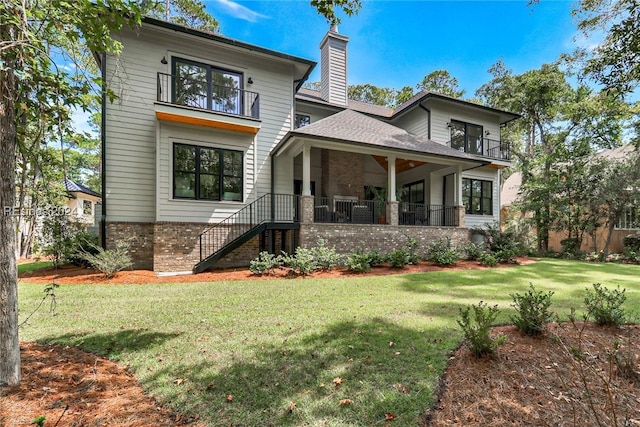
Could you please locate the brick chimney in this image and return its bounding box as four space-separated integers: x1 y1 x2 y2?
319 25 348 106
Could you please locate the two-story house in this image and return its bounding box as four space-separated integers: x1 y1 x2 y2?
101 18 519 272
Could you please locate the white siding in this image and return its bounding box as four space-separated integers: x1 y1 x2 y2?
157 123 255 222
427 99 502 145
391 110 429 139
320 34 348 106
105 25 297 222
462 167 500 229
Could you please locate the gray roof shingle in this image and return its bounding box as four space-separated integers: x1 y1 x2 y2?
284 109 487 162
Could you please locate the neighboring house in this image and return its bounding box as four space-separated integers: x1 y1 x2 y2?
64 179 101 229
500 145 639 253
101 18 520 272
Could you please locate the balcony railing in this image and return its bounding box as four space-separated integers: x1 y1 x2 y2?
314 197 384 224
399 203 460 227
447 137 511 161
157 72 260 119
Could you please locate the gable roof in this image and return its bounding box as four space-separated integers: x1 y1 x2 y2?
275 109 488 163
296 88 521 124
64 179 101 199
128 17 316 91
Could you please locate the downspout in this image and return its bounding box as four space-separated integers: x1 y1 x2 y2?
418 103 431 139
100 52 107 249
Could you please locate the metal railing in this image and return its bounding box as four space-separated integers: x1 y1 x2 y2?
447 137 511 161
199 194 299 261
313 197 384 224
157 72 260 119
399 203 460 226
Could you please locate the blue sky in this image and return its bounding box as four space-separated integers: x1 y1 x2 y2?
205 0 581 96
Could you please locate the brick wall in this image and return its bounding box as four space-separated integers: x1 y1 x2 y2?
299 223 470 258
153 222 262 272
321 149 364 198
105 222 154 270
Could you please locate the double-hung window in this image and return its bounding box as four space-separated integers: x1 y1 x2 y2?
462 178 493 215
173 143 243 201
450 120 483 156
173 58 243 115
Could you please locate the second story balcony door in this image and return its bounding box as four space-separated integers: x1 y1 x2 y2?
450 120 483 156
173 58 243 116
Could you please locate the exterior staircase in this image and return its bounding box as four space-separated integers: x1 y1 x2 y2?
193 194 300 273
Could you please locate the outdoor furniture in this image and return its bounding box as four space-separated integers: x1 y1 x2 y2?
351 205 373 224
314 205 331 222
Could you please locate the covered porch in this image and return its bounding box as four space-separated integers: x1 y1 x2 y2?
272 109 489 228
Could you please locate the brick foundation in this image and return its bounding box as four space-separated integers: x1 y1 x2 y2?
299 223 470 258
105 222 155 270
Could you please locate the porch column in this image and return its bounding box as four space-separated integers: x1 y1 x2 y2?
456 164 465 227
302 143 311 196
387 155 398 225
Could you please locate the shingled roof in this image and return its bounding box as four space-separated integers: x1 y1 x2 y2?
64 179 101 198
276 109 487 163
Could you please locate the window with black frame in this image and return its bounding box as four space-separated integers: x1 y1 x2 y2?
173 143 243 201
400 180 425 204
462 178 493 215
173 58 242 115
450 120 483 155
295 114 311 129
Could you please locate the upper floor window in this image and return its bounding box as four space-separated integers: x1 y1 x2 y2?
462 178 493 215
450 120 483 156
82 200 92 216
172 58 243 115
295 114 311 129
173 143 243 202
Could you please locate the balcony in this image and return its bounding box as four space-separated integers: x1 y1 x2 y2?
447 137 511 161
157 72 260 119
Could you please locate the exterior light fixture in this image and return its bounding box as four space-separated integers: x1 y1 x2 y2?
161 56 168 64
247 77 254 84
485 130 491 136
446 122 452 128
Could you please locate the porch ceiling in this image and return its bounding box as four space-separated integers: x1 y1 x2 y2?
372 155 427 173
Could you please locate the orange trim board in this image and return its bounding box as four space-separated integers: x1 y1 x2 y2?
155 111 259 134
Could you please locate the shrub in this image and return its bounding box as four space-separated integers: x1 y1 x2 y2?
309 239 343 271
560 237 582 256
584 283 627 326
281 248 317 276
459 242 484 261
387 249 410 268
457 301 507 358
345 249 386 273
482 222 525 259
249 251 283 275
427 238 458 266
477 252 498 267
403 236 420 264
81 239 133 279
346 252 372 272
66 231 100 267
623 232 640 252
623 249 640 264
510 285 555 335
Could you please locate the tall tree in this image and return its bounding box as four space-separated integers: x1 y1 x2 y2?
0 0 142 387
574 0 640 96
141 0 219 32
310 0 361 25
416 70 465 98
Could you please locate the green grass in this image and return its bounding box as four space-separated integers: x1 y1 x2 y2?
18 259 640 426
18 260 53 274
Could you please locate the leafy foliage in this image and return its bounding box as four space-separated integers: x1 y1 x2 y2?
81 240 133 279
309 238 343 270
510 285 555 335
249 251 283 275
280 248 318 276
345 249 385 273
623 232 640 252
427 238 459 266
416 70 465 98
457 301 507 358
310 0 362 25
458 241 484 261
584 283 627 326
38 212 96 267
477 252 498 267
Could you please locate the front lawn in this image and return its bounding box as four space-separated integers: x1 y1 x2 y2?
17 259 640 426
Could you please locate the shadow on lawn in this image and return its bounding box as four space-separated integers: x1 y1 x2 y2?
141 318 454 426
39 329 180 358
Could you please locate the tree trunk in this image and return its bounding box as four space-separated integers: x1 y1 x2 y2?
0 22 21 386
